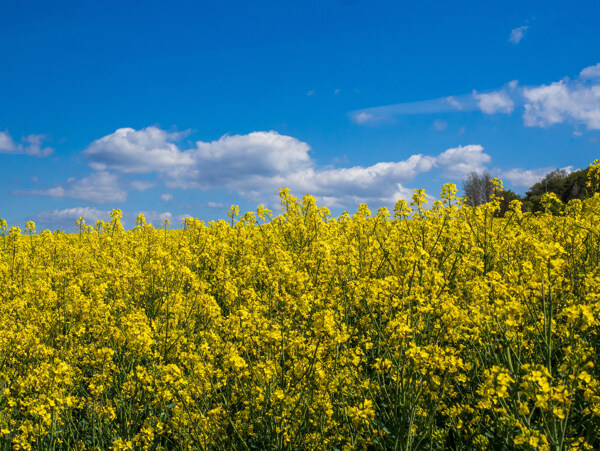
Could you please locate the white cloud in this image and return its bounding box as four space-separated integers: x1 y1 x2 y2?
435 145 491 178
352 112 378 124
350 88 518 123
130 180 156 191
160 193 173 201
0 131 17 152
351 95 476 123
497 167 552 189
445 96 464 110
473 90 515 114
80 126 494 208
0 130 53 157
233 144 491 208
580 63 600 80
497 166 575 189
84 126 193 174
523 75 600 130
35 207 109 228
22 134 54 157
509 26 528 44
167 131 313 191
351 63 600 131
34 207 177 230
16 172 127 204
84 129 313 193
280 154 437 207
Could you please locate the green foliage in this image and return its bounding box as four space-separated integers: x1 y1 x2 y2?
523 167 591 212
497 189 522 217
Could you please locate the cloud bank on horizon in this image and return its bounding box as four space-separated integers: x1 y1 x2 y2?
351 63 600 130
14 124 554 228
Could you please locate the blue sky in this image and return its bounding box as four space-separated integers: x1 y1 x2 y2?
1 0 599 230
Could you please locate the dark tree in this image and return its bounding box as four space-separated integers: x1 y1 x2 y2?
462 170 493 206
497 189 522 216
523 167 590 212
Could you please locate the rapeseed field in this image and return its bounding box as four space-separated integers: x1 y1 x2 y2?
1 161 600 450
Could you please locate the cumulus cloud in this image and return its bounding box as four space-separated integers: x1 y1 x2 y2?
185 132 312 188
84 126 193 174
473 90 514 114
580 63 600 80
522 72 600 129
497 167 552 189
509 26 528 44
35 207 109 229
14 122 506 211
435 145 491 178
279 154 437 207
16 172 127 204
84 129 313 192
282 145 492 207
77 126 497 207
497 166 575 189
22 135 54 157
0 130 53 157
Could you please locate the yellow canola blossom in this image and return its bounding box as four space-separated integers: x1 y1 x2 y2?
1 163 600 449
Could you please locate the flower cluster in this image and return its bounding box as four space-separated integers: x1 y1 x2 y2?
1 162 600 449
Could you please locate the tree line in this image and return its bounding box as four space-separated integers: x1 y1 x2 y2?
463 166 594 214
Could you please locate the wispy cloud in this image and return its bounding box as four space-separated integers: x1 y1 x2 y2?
509 26 529 44
0 130 53 157
350 63 600 130
350 95 478 124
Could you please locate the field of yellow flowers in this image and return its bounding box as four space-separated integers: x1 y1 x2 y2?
1 161 600 450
